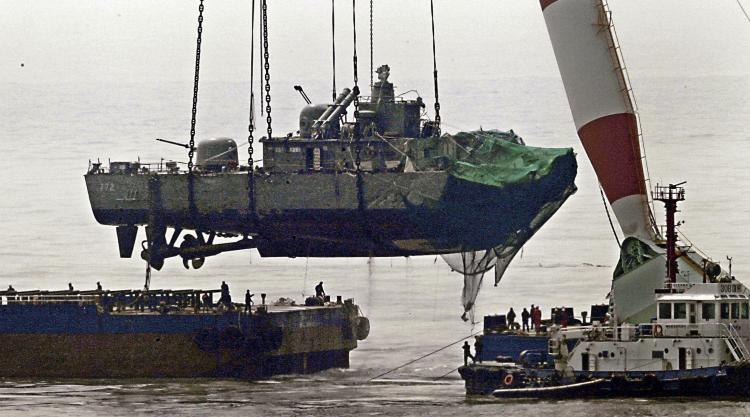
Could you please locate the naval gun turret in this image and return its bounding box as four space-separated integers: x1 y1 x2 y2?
84 65 577 270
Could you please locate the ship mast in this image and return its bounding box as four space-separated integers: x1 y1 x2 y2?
653 183 686 287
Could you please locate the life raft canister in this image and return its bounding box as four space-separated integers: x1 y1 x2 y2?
503 373 514 386
654 324 663 337
356 316 370 340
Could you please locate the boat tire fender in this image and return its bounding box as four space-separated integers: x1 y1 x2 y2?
356 316 370 340
503 373 514 387
194 327 221 352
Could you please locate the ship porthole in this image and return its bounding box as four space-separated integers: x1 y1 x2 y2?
697 348 702 354
610 352 615 358
664 348 669 354
709 348 714 354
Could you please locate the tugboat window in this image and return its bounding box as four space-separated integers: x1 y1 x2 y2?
702 303 716 320
742 303 749 319
731 302 739 320
721 303 730 319
659 303 672 319
674 303 687 319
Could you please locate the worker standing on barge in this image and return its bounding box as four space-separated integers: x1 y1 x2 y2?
220 281 232 308
245 290 254 313
521 308 530 332
315 281 326 299
463 341 475 366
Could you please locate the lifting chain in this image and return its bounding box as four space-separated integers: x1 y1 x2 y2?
352 0 361 173
188 0 205 173
247 0 257 222
262 0 272 140
247 0 256 170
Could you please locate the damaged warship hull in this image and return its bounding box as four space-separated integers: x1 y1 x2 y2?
86 134 577 260
86 68 576 267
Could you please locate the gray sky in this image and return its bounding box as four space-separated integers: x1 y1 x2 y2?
3 0 749 85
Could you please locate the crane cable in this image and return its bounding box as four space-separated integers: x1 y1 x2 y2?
429 0 441 136
599 184 621 248
737 0 750 23
369 0 374 87
332 0 337 101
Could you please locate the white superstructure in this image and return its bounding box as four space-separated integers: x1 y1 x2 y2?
550 281 750 374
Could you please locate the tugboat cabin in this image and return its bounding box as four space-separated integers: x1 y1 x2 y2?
655 283 750 337
563 281 750 374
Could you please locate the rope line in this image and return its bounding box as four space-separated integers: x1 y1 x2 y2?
367 330 481 382
738 0 750 23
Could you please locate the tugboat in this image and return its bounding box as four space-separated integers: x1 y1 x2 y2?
460 0 749 397
463 187 750 398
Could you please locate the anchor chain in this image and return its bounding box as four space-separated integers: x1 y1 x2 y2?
262 0 272 140
188 0 205 173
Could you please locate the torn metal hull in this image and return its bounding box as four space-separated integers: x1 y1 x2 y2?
85 161 577 257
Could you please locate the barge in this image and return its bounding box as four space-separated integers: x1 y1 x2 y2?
0 287 368 378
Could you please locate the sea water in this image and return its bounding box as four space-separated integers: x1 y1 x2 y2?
0 74 748 416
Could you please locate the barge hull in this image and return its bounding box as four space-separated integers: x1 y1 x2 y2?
0 300 362 379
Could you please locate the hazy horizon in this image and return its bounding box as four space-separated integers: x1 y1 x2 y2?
3 0 749 87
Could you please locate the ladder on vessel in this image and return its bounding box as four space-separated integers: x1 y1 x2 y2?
596 0 657 232
724 323 750 362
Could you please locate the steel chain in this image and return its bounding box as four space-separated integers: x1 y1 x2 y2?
248 0 256 170
188 0 205 173
262 0 272 140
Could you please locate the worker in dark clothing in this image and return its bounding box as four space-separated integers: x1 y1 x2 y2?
201 292 211 311
462 341 475 366
68 283 74 291
315 281 326 299
507 307 516 329
6 285 16 304
244 290 254 313
521 307 531 332
474 336 484 363
220 281 232 308
96 282 103 291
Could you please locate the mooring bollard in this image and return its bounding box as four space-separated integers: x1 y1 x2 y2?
261 293 266 305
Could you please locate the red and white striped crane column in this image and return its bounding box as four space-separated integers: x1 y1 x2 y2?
540 0 655 242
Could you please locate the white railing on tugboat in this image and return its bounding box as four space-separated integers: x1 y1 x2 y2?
724 323 750 362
